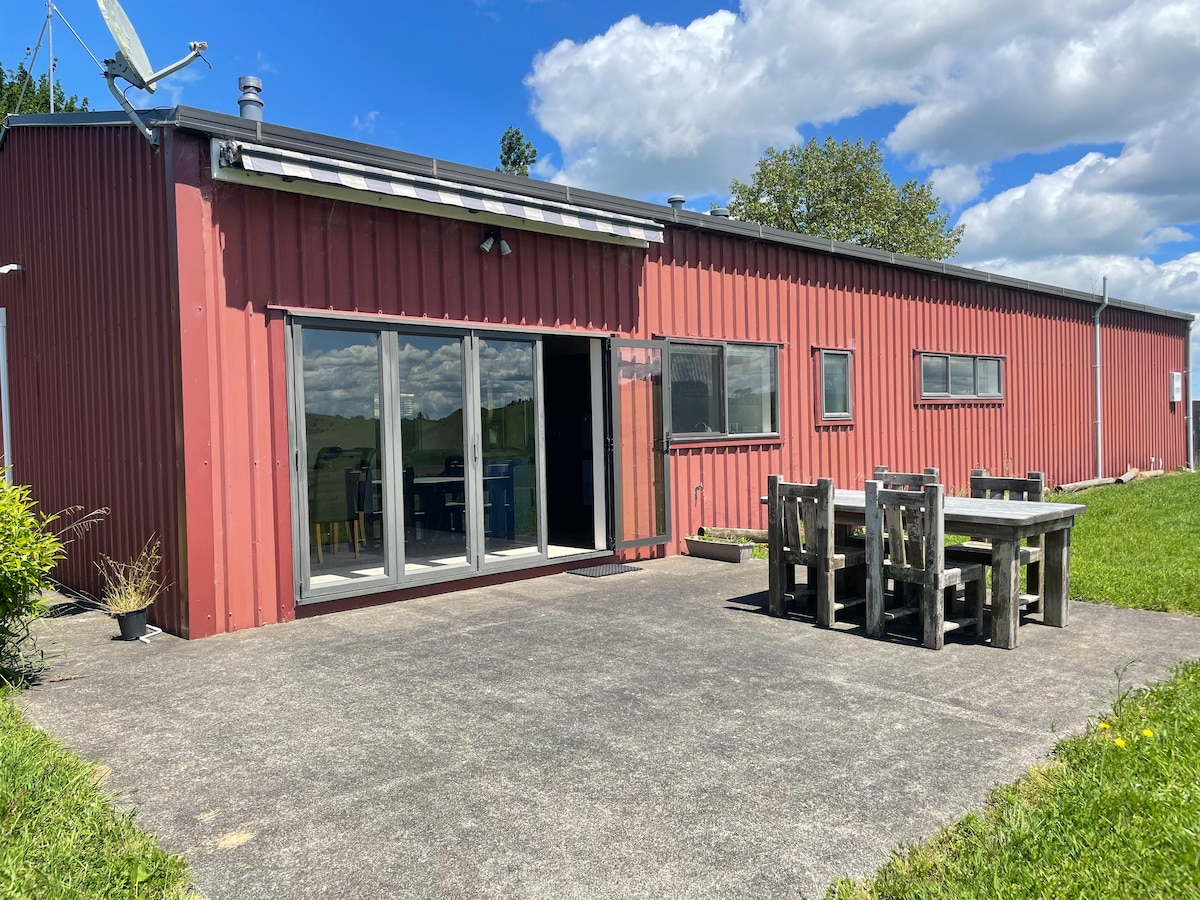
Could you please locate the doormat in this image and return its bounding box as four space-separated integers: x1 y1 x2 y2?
568 564 642 578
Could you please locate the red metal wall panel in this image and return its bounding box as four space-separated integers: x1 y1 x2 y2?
0 126 184 633
642 230 1191 551
171 134 297 637
171 135 646 631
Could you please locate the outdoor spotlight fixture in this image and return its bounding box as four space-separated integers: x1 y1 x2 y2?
480 230 513 256
0 264 24 275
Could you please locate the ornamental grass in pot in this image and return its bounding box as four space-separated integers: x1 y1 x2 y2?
96 537 167 641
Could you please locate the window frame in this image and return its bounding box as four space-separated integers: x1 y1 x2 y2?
917 352 1005 401
666 339 780 442
815 348 854 423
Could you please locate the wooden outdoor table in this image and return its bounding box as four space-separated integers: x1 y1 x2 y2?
761 489 1086 649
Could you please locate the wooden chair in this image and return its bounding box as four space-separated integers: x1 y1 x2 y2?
864 480 986 650
767 476 867 627
945 469 1045 613
873 465 939 490
868 467 939 604
309 447 363 564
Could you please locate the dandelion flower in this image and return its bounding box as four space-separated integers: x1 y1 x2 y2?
1114 738 1126 748
1142 728 1154 738
1098 722 1111 730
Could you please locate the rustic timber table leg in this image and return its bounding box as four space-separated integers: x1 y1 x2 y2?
990 539 1021 649
767 475 785 617
1043 527 1070 627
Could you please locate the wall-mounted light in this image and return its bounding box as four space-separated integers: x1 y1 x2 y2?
479 230 512 256
0 264 24 275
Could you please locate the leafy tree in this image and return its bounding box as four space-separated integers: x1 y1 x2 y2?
728 138 963 260
496 125 538 177
1 59 89 118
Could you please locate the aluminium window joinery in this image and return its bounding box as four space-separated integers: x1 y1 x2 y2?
668 342 779 438
920 353 1003 399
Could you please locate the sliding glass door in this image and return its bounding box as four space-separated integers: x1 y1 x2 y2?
293 322 556 601
298 327 391 590
478 337 540 563
395 334 471 574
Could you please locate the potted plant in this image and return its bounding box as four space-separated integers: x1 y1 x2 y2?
96 537 167 641
684 527 756 563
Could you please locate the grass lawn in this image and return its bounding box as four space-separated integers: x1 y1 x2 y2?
827 660 1200 899
1055 471 1200 614
0 690 191 899
828 472 1200 899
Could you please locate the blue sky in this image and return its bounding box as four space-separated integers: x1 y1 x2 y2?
4 1 1199 387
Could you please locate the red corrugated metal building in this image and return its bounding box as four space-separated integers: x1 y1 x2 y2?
0 108 1192 638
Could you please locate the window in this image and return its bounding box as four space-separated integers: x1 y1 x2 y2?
668 342 778 438
818 349 852 420
920 353 1004 399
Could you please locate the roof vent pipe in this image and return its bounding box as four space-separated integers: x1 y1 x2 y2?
667 195 686 210
238 76 263 120
710 207 730 218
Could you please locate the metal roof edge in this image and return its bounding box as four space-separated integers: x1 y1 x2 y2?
1 108 179 129
9 107 1192 324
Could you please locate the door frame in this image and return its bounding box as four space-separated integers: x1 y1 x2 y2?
609 338 673 550
288 317 609 604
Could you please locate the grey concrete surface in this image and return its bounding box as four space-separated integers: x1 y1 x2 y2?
20 556 1200 899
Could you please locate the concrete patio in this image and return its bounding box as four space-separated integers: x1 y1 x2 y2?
20 555 1200 899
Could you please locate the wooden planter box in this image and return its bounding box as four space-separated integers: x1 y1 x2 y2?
685 536 755 563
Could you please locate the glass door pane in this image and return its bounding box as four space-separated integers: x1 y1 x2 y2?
612 340 671 548
396 334 471 574
478 338 539 562
301 328 387 588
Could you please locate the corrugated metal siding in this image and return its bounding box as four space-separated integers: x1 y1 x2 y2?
1101 305 1189 475
171 134 298 637
174 134 645 631
223 177 642 327
644 230 1190 550
0 126 183 632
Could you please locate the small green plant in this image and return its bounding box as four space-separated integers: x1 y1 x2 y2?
0 478 66 683
96 538 167 615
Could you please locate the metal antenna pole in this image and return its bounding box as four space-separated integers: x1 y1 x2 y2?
47 0 54 113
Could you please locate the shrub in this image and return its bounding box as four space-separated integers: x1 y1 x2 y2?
0 477 65 683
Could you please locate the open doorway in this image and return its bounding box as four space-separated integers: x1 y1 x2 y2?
543 334 606 552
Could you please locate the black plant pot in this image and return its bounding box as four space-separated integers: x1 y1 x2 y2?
116 608 149 641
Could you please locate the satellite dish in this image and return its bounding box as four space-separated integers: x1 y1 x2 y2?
97 0 155 90
97 0 209 145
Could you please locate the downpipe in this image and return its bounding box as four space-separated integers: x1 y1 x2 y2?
1093 277 1108 479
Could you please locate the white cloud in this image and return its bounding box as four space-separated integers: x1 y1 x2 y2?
157 64 207 107
352 111 380 136
929 165 985 207
526 0 1200 195
256 51 278 75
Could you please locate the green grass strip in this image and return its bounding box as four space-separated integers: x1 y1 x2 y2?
0 691 192 899
827 659 1200 899
1053 472 1200 614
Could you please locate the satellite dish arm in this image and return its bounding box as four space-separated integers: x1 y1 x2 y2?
145 42 208 90
104 69 158 145
102 41 208 147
